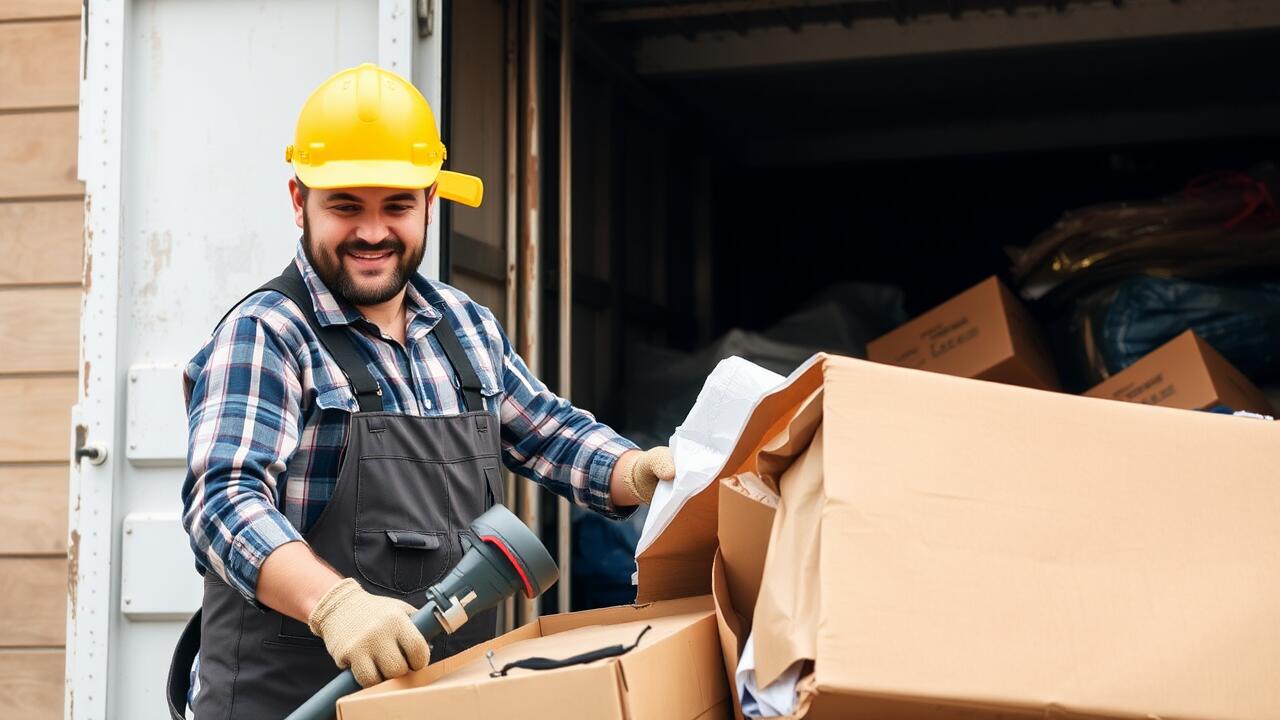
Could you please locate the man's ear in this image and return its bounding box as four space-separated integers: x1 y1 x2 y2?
288 177 306 229
425 183 439 224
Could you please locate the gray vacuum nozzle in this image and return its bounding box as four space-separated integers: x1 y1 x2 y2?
285 504 559 720
470 504 558 599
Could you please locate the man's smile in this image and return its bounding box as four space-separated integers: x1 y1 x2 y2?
343 248 398 271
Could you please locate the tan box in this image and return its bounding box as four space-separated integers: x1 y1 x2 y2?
639 354 1280 719
867 276 1059 391
336 596 729 720
713 475 779 719
1085 329 1274 416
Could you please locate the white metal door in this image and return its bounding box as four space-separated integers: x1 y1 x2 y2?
71 2 445 717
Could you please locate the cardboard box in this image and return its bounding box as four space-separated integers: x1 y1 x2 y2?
1085 329 1274 416
867 276 1059 391
336 595 729 720
714 475 780 719
639 353 1280 719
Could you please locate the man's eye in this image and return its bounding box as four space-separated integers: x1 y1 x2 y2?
386 204 411 213
331 204 360 213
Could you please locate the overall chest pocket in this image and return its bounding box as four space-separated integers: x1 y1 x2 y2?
353 456 456 595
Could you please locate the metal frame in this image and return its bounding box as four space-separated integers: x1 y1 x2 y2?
502 0 521 634
69 4 446 716
631 0 1280 75
517 0 544 625
411 0 446 281
590 0 1274 30
439 0 454 283
593 0 868 23
556 0 575 617
379 0 415 75
68 0 128 716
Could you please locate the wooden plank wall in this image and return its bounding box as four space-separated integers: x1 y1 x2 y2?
0 1 84 718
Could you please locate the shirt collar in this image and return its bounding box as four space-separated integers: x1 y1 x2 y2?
405 273 443 334
293 244 442 329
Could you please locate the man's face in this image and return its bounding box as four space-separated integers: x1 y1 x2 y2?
290 181 437 306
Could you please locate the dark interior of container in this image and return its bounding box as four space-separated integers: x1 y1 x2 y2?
545 16 1280 607
554 18 1280 609
665 29 1280 334
549 25 1280 382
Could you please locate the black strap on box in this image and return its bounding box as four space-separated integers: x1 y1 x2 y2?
485 625 652 678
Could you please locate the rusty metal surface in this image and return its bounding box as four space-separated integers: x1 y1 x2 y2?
517 0 543 626
502 0 521 635
557 0 575 616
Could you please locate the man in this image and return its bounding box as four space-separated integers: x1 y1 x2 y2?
170 64 675 719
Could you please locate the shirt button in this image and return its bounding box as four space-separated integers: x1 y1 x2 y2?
425 399 433 410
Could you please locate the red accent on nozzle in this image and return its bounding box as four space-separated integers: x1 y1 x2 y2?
480 535 535 599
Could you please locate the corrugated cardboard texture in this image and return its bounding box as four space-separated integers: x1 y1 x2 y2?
1086 330 1274 416
785 355 1280 719
750 395 825 688
715 478 780 720
338 597 727 720
638 352 1280 717
717 477 778 625
867 276 1059 391
711 550 747 720
613 611 728 720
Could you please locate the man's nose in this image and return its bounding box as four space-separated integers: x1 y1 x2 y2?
354 217 392 244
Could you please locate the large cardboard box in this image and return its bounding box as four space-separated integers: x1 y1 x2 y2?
867 276 1060 391
1085 329 1274 416
638 353 1280 719
714 475 780 719
336 595 729 720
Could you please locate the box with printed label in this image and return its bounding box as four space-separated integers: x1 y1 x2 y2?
1085 329 1274 416
867 276 1059 391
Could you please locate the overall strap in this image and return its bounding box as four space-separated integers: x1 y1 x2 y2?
430 310 486 413
220 263 384 413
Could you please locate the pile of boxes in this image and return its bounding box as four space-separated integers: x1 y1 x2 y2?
869 275 1275 417
336 278 1280 719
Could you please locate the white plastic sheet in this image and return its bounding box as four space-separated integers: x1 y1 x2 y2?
634 356 784 558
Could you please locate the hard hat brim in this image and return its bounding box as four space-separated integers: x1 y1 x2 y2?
295 161 484 208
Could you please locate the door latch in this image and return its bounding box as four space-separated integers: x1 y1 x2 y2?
75 441 108 466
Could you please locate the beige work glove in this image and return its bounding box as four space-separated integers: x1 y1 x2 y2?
307 578 430 687
619 446 676 505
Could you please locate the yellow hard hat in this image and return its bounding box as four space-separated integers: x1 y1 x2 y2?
286 63 483 207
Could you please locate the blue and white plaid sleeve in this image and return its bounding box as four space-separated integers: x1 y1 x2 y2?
181 314 307 607
489 315 639 520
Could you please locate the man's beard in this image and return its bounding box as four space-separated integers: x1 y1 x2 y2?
301 211 426 306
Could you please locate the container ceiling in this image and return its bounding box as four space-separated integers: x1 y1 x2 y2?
584 0 1133 37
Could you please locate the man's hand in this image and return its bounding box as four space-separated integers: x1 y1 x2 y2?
307 578 430 687
613 446 676 506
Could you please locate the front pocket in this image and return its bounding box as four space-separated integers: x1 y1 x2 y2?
388 530 446 591
353 455 454 594
265 615 326 650
355 529 452 594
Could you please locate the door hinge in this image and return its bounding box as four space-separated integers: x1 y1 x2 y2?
417 0 435 38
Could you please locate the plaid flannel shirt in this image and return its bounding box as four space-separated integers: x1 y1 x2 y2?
182 246 636 605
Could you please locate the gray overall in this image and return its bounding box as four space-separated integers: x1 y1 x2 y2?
168 264 504 719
